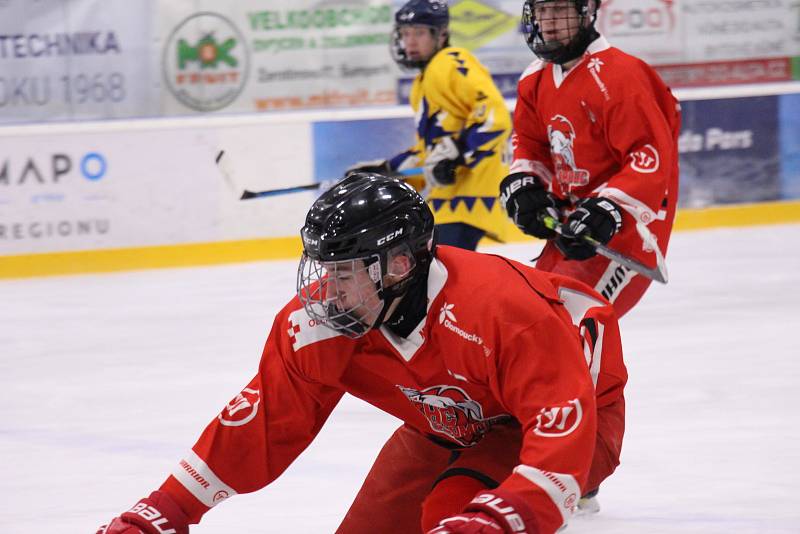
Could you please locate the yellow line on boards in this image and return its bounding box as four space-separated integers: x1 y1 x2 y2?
0 238 303 280
672 199 800 231
1 200 799 280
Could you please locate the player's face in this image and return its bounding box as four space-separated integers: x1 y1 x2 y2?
399 25 440 63
534 1 582 46
324 259 383 326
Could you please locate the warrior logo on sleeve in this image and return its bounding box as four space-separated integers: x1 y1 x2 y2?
218 387 260 427
548 115 590 189
533 398 583 437
398 385 511 447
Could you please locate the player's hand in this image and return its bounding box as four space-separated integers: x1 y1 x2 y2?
556 197 623 260
424 136 462 187
428 490 539 534
499 172 559 239
344 159 391 177
97 491 189 534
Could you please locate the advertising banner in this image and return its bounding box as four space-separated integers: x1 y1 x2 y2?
656 57 794 87
0 0 157 124
596 0 685 64
682 0 800 63
158 0 399 115
3 0 800 124
313 116 416 181
678 95 781 207
779 93 800 199
0 119 314 255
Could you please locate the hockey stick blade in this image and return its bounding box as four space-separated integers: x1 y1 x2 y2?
541 215 668 284
237 167 423 200
216 149 316 199
592 242 668 284
216 149 243 195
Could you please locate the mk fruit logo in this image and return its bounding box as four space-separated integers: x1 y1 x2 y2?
178 34 238 70
398 384 511 446
163 12 249 111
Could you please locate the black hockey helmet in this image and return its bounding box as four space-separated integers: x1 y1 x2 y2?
297 172 435 338
522 0 601 65
391 0 450 69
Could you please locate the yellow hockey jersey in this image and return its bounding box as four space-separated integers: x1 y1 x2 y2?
389 46 515 241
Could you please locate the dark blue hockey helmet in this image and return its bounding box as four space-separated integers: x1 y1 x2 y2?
395 0 449 27
391 0 450 69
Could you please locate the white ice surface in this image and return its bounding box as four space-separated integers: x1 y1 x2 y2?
2 224 799 533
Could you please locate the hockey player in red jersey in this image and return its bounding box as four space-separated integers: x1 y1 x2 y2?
499 0 681 317
97 173 627 534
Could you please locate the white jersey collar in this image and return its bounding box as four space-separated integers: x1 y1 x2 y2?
379 257 448 362
552 34 611 87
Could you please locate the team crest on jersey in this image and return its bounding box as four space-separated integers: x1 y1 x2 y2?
548 115 590 189
398 385 511 447
218 387 260 427
533 398 583 437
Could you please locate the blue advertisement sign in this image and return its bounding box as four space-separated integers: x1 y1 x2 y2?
678 96 781 207
314 94 793 209
312 117 416 181
779 93 800 200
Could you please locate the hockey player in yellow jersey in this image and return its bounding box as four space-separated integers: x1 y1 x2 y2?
347 0 513 250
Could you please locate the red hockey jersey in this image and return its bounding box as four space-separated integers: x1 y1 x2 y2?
512 36 681 271
160 246 626 533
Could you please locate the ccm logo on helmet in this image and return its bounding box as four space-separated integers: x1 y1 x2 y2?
377 228 404 246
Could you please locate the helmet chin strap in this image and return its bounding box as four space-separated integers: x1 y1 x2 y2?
370 293 399 331
370 272 411 330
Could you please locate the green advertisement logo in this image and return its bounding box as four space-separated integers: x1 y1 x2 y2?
178 34 239 69
163 12 250 111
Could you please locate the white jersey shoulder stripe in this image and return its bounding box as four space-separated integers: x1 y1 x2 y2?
287 307 341 352
519 58 547 82
172 449 238 508
587 35 612 55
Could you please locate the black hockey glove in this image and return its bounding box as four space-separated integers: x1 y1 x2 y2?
499 172 559 239
424 136 462 187
344 159 391 178
555 197 623 261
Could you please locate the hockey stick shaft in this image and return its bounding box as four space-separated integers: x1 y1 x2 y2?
241 166 423 199
215 150 422 200
541 215 668 284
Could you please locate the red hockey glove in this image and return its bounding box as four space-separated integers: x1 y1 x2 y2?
97 491 189 534
428 489 539 534
499 172 560 240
